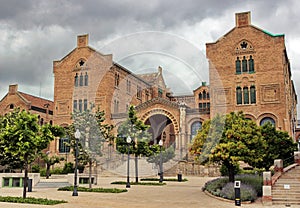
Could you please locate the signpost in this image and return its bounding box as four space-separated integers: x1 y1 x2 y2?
284 184 290 207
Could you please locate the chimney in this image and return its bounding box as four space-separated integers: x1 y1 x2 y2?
9 84 18 94
77 34 89 48
158 66 162 74
235 11 251 27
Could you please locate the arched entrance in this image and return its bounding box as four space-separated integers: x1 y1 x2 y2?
145 114 176 148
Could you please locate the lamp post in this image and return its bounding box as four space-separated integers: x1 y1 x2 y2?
72 129 80 196
126 136 132 188
159 139 164 183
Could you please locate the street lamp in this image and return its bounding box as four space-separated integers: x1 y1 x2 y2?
159 139 164 183
126 136 132 188
72 129 80 196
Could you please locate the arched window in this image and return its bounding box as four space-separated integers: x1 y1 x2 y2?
250 86 256 104
207 93 210 99
199 93 202 100
203 91 207 99
243 87 249 104
9 104 14 109
242 56 248 72
79 73 83 86
73 100 77 112
74 73 79 87
190 121 202 141
84 72 88 86
236 57 241 74
236 87 242 105
248 55 255 73
260 117 275 126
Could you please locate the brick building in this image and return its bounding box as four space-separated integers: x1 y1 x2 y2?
0 11 297 162
207 11 297 138
0 84 53 125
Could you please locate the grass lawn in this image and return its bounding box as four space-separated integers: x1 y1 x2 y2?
0 196 67 205
58 186 127 193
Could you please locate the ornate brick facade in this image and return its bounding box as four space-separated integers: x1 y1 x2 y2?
207 11 297 138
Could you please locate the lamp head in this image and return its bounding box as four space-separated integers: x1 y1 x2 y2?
75 129 81 139
126 136 132 144
159 140 163 146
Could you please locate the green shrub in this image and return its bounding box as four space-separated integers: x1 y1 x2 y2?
31 165 40 173
0 196 66 205
62 162 74 174
220 163 240 176
58 186 127 193
51 167 63 175
40 168 46 177
220 182 257 202
203 174 263 200
236 174 263 196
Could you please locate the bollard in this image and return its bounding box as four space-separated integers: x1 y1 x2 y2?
234 181 241 206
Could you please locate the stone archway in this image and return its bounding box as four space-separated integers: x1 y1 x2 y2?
144 114 175 148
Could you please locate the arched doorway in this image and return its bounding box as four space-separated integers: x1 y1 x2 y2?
145 114 175 148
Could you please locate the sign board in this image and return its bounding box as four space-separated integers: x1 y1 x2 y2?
234 181 241 188
284 184 290 190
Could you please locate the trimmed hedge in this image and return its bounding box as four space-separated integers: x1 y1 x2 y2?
0 196 67 205
58 186 127 193
111 181 166 186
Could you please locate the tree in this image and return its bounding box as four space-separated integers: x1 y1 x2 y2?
69 105 115 188
116 105 152 182
190 111 265 182
0 109 64 198
257 122 297 170
41 153 64 179
146 146 175 167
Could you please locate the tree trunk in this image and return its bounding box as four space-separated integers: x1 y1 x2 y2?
89 158 92 189
228 163 235 182
46 163 50 179
23 163 28 198
135 155 138 183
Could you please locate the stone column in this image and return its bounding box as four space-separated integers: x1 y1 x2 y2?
274 159 283 173
179 103 186 160
262 171 272 206
294 151 300 164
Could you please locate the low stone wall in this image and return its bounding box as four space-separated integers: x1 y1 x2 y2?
165 161 220 177
0 173 40 187
67 173 97 185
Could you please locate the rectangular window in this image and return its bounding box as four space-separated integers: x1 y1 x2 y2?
59 137 70 153
137 85 142 99
199 103 203 109
84 99 88 111
127 80 131 93
73 100 77 112
79 99 82 112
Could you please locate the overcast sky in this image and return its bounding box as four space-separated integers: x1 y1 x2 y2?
1 0 300 116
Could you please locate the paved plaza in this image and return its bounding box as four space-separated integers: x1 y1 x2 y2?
0 176 292 208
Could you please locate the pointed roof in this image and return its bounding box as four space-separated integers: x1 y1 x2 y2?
1 84 53 111
137 66 167 88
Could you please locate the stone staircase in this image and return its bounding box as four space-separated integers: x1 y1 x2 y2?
272 165 300 205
